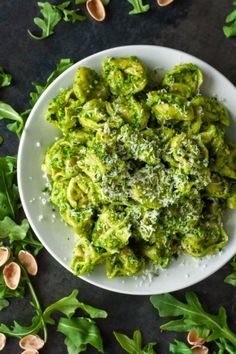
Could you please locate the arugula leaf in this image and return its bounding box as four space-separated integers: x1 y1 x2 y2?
114 329 157 354
0 274 25 300
169 340 193 354
44 289 108 325
56 1 86 23
28 2 62 40
0 217 29 242
57 317 104 353
28 1 85 40
225 255 236 286
0 67 12 88
0 315 41 338
29 58 74 107
14 229 43 256
223 3 236 38
0 298 9 311
0 156 19 219
127 0 150 15
0 102 24 138
150 292 236 347
215 338 236 354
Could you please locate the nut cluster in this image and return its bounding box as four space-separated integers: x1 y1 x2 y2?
0 247 40 353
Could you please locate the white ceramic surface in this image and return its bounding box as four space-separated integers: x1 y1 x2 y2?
18 45 236 295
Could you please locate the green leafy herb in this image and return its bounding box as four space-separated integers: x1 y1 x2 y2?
28 2 62 40
223 3 236 38
0 217 29 242
114 329 157 353
150 292 236 348
225 255 236 286
0 156 19 219
169 340 193 354
28 1 85 40
127 0 150 15
0 102 24 138
58 317 104 353
0 67 12 88
0 284 107 354
75 0 87 4
0 274 25 301
56 1 86 22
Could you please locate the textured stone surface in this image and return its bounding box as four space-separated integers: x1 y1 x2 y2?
0 1 236 353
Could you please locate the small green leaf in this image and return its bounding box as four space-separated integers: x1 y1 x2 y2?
150 292 236 348
226 9 236 23
0 274 25 300
127 0 150 15
56 1 86 23
0 156 19 219
169 340 193 354
57 317 104 353
0 315 40 338
223 23 236 38
0 217 29 243
0 67 12 88
76 302 108 319
28 2 62 40
114 329 157 354
0 102 24 138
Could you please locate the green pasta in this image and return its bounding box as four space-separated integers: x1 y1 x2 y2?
42 57 236 279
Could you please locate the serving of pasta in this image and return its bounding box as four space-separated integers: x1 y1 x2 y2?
41 56 236 279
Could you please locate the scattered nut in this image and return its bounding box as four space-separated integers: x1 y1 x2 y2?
3 262 21 290
86 0 106 21
0 247 11 267
187 329 210 346
18 250 38 276
0 333 6 351
157 0 175 6
191 344 209 354
19 335 44 350
21 350 39 354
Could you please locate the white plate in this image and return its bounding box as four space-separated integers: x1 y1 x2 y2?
18 45 236 295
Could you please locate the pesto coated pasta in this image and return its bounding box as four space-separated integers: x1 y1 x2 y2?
42 58 236 279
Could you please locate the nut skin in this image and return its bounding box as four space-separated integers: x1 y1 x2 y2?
86 0 106 21
19 335 44 350
18 250 38 276
0 247 11 267
157 0 174 6
0 333 6 351
3 262 21 290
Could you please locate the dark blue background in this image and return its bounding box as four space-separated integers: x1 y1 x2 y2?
0 1 236 353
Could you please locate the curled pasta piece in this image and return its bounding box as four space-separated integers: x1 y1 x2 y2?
106 247 144 278
147 89 194 124
162 63 203 98
102 56 147 96
73 67 109 104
